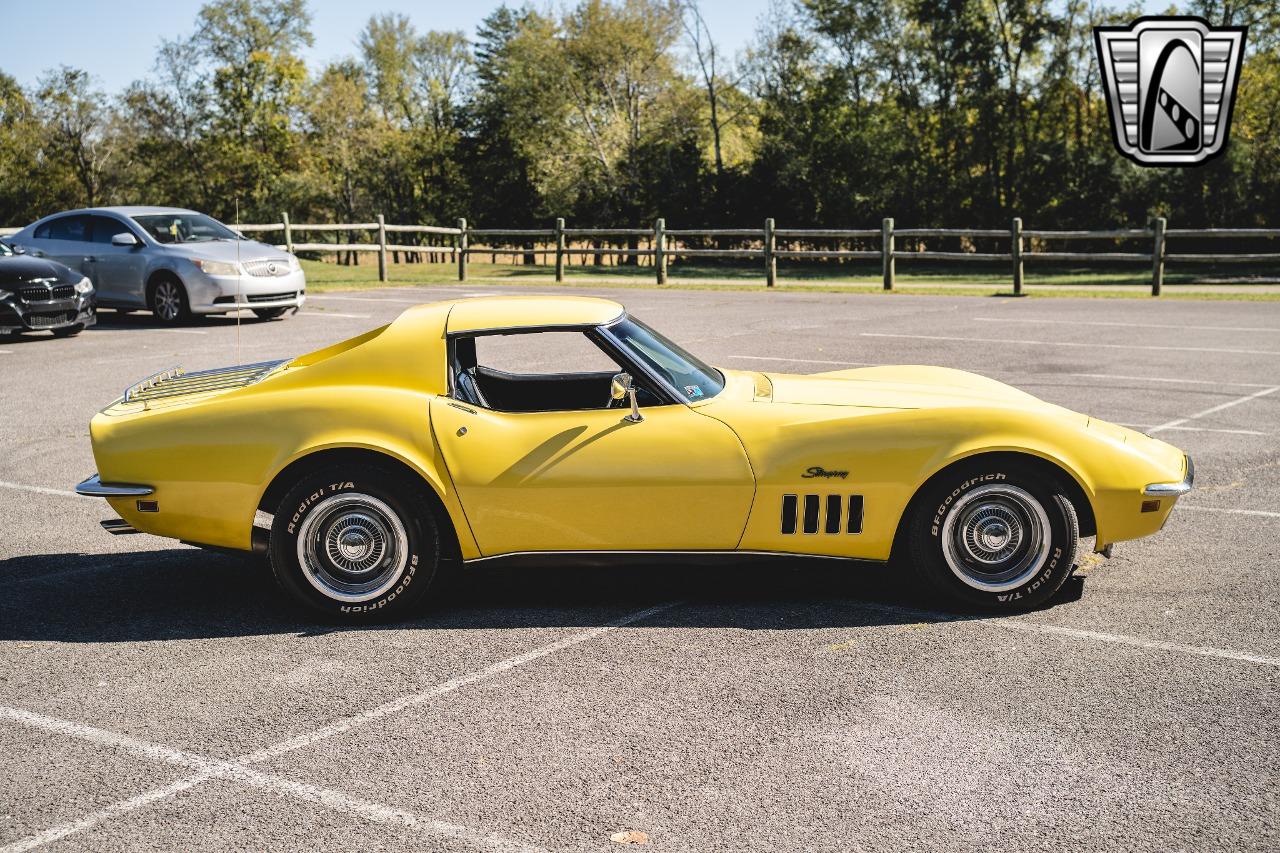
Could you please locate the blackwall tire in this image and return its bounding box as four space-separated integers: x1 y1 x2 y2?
907 462 1079 611
269 465 441 621
149 277 192 325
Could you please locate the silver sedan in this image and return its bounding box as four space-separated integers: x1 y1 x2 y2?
8 206 305 324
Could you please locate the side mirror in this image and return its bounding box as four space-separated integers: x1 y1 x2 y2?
610 372 643 423
11 244 25 255
112 232 140 247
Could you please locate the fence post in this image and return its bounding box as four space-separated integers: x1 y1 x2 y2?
376 214 388 282
282 212 293 254
1011 216 1023 295
457 217 468 282
1151 216 1166 296
555 218 565 282
882 217 895 291
764 218 776 287
654 218 667 285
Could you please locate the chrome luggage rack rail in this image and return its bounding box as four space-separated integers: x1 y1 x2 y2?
123 359 288 404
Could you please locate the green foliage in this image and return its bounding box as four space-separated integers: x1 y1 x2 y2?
3 0 1278 230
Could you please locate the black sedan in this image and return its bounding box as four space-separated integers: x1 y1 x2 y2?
0 240 96 337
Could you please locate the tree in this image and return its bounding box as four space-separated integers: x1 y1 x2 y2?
34 67 117 207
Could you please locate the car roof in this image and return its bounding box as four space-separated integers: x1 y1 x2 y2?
442 295 625 334
34 206 200 221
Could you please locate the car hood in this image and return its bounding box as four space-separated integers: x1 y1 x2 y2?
762 365 1082 418
160 240 290 261
0 255 80 285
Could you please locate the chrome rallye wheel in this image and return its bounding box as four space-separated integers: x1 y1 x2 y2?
270 466 442 620
907 463 1078 611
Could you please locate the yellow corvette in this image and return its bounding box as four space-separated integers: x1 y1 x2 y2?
76 296 1192 619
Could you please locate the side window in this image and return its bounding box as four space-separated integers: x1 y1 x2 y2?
475 331 620 376
453 330 660 413
34 221 51 239
91 216 130 244
45 215 91 242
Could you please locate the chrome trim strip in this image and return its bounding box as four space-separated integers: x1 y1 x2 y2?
75 474 155 498
464 549 875 565
1144 454 1195 497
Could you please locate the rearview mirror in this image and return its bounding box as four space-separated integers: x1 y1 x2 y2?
112 232 140 247
610 372 643 423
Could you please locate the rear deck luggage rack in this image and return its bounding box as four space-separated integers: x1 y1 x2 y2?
123 359 288 406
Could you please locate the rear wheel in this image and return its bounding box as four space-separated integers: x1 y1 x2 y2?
269 465 442 621
149 276 191 325
907 462 1078 611
253 307 288 320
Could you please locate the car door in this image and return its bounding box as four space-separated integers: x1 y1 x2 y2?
87 215 148 305
428 330 756 557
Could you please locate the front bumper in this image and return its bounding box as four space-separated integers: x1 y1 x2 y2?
188 268 307 314
0 292 96 333
1144 454 1194 497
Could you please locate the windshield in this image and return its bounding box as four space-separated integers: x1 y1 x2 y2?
604 316 725 402
131 213 239 244
0 241 11 256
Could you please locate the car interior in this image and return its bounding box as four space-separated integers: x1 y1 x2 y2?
450 333 664 413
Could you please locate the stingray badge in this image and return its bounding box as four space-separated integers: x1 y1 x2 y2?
1094 17 1246 166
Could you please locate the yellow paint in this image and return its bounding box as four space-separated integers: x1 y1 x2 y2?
88 296 1189 561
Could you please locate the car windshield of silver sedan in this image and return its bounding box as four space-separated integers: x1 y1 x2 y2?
131 213 240 244
604 316 725 401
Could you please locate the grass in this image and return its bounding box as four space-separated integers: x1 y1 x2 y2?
300 258 1280 301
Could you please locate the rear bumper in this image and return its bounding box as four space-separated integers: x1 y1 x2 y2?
1143 454 1194 497
75 473 154 498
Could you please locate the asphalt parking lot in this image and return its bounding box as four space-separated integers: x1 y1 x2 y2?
2 284 1278 852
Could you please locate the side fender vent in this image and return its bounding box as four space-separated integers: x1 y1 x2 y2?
780 494 863 535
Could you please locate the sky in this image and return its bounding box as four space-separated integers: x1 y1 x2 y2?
0 0 774 93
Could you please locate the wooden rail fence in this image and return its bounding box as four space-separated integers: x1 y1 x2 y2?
8 215 1280 295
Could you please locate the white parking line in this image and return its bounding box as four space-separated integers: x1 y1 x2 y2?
0 349 13 355
1178 505 1280 519
727 355 880 367
155 329 207 336
1067 372 1278 389
298 311 372 319
861 332 1280 357
0 480 91 500
1116 422 1268 436
854 602 1280 667
0 603 675 851
0 707 545 853
306 295 430 304
1148 386 1279 434
973 317 1280 334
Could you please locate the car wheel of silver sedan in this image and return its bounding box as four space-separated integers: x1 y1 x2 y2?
907 461 1079 611
149 277 191 325
268 465 443 620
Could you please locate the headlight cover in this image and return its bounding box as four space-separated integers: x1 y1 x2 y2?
74 276 94 294
192 258 240 276
287 254 301 271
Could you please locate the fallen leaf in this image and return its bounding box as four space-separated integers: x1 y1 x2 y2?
610 830 650 845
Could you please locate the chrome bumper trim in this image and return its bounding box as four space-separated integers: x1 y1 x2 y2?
76 474 155 498
1144 454 1194 497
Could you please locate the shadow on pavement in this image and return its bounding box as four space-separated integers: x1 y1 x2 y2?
0 547 1084 643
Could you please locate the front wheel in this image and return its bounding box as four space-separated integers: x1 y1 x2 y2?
149 277 191 325
269 465 442 621
906 463 1078 611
